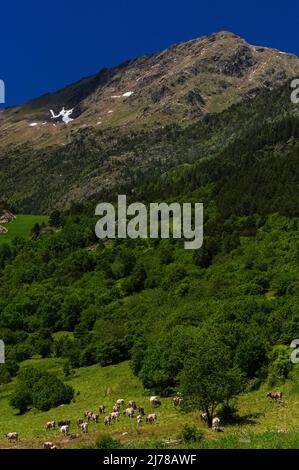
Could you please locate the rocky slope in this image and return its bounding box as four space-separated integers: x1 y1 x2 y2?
0 31 299 213
0 31 298 149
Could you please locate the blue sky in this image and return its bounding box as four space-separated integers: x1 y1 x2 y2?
1 0 299 106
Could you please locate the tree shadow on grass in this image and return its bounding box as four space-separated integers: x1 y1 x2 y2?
219 406 264 426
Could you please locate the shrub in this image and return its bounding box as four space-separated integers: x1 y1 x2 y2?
95 435 123 449
10 367 74 413
179 425 203 443
32 374 74 411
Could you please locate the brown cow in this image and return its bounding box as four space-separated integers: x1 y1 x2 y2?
128 400 137 410
267 391 283 400
146 413 157 424
6 432 18 442
104 415 111 426
124 407 134 418
91 413 99 423
79 422 88 433
173 396 183 406
45 421 56 430
149 396 161 407
43 442 54 449
109 411 120 421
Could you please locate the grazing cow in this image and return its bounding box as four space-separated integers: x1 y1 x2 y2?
116 399 125 407
43 442 54 449
267 391 283 400
60 425 69 436
124 407 134 418
212 417 220 431
146 413 157 424
6 432 18 442
137 415 142 426
91 413 99 423
150 396 161 407
109 411 120 422
128 400 137 410
137 406 145 416
76 418 84 427
104 415 111 426
58 420 70 427
200 412 208 423
173 396 183 406
112 404 120 412
99 405 106 415
45 421 56 430
79 422 88 433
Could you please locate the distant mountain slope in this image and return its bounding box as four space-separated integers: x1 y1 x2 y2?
0 31 299 149
1 31 299 213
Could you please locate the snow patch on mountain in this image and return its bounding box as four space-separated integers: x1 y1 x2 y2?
50 107 74 124
111 91 134 99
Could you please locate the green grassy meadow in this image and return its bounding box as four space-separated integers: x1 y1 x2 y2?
0 215 48 244
1 358 299 449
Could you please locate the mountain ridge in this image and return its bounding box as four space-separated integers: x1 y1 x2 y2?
1 31 299 213
1 31 299 150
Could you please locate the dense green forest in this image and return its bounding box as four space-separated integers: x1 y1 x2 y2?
2 83 299 215
1 209 299 418
1 81 299 429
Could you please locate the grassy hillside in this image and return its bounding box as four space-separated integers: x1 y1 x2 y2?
1 358 299 449
0 215 48 245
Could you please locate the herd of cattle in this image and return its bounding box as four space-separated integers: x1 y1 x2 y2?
4 390 283 447
5 395 165 447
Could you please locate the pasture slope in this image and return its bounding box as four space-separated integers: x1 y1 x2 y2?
0 215 48 245
1 358 299 449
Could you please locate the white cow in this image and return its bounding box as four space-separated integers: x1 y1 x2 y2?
60 425 69 435
128 400 137 409
150 396 161 406
6 432 18 442
79 422 88 433
124 407 134 418
146 413 157 424
212 416 220 431
109 411 120 421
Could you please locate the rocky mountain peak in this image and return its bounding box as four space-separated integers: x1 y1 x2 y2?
0 31 298 149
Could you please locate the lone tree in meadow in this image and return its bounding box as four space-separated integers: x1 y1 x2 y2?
179 334 243 427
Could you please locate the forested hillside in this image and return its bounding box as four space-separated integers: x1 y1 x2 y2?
1 32 299 448
1 82 299 214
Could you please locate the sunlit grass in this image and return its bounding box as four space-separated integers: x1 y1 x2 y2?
1 359 299 448
0 215 48 244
